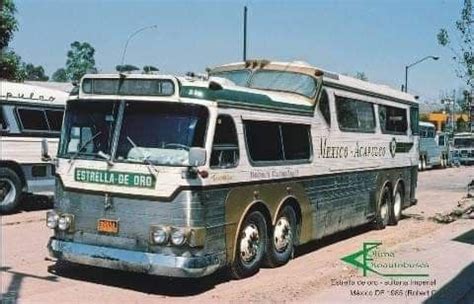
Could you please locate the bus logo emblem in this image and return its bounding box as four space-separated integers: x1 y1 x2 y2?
389 138 397 158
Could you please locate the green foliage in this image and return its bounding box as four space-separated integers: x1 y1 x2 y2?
24 63 49 81
143 65 159 73
354 72 368 81
0 0 24 81
65 41 97 82
0 50 26 81
116 64 139 72
51 68 68 82
437 0 473 89
0 0 18 49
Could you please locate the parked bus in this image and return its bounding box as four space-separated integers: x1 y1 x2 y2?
47 60 419 279
0 81 68 212
451 132 474 165
418 121 450 170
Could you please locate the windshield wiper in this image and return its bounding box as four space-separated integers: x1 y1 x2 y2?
68 131 102 164
126 136 159 175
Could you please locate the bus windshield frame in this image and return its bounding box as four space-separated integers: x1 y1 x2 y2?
58 99 209 167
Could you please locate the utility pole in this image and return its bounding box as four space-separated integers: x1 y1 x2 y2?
452 89 456 133
243 6 247 61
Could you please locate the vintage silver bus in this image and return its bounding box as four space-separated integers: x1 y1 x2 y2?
0 81 68 213
47 60 419 279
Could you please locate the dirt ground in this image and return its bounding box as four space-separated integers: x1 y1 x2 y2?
1 166 473 304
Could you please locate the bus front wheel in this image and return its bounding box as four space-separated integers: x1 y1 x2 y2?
264 205 297 268
0 168 22 213
230 210 268 279
373 185 391 230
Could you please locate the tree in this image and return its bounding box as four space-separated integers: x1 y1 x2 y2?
0 0 18 49
65 41 97 82
354 72 368 81
437 0 473 90
116 64 139 73
143 65 159 73
51 68 68 82
0 0 24 81
24 63 49 81
0 50 26 81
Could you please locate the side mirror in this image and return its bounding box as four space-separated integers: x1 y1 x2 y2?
41 138 51 161
188 147 206 167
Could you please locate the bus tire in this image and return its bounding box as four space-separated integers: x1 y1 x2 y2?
0 167 22 213
264 205 297 268
230 210 268 279
389 184 403 225
373 185 391 230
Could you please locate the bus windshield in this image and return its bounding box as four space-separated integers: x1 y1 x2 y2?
212 69 317 98
453 137 474 148
115 101 208 166
59 100 118 159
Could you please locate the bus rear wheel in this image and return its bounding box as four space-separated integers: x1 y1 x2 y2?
0 168 22 213
264 205 297 268
373 185 391 230
418 156 426 171
230 210 268 279
389 184 403 225
442 154 448 168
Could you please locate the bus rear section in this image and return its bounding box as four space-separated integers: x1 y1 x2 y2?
418 121 449 170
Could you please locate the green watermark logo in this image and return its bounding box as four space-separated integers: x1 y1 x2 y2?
341 242 429 278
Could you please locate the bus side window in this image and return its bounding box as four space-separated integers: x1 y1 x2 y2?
45 110 64 132
438 135 445 146
17 108 49 131
210 115 239 169
319 89 331 126
0 107 8 132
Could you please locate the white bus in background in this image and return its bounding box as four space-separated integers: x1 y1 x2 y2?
418 121 450 170
451 132 474 165
0 81 68 212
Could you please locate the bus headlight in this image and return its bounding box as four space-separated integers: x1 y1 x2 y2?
46 211 59 229
58 214 73 231
151 228 169 245
170 229 187 246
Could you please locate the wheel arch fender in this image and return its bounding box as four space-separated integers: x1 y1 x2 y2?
0 161 26 189
230 200 272 263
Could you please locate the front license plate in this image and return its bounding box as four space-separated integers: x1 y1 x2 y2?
97 219 119 234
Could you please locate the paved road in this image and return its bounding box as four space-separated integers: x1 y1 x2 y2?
1 167 473 304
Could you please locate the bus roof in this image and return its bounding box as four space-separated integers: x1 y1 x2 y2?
210 60 418 106
419 121 435 128
0 81 68 107
453 132 474 138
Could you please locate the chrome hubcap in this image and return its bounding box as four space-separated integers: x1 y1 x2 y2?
240 224 260 263
274 217 292 252
0 178 16 206
394 192 402 218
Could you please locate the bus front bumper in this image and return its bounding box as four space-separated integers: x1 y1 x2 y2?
48 238 223 278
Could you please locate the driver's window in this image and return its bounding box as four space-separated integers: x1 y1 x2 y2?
210 115 239 169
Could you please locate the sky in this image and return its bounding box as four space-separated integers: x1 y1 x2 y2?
9 0 468 106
